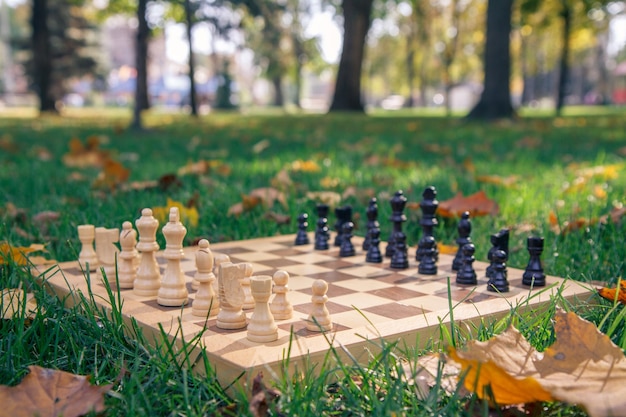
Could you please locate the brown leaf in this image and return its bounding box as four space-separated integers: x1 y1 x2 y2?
306 191 342 207
264 211 291 225
249 373 281 417
92 158 130 190
475 175 520 188
250 187 287 208
227 202 244 217
0 365 111 417
438 191 499 218
271 169 293 189
598 280 626 304
1 289 38 320
62 137 108 168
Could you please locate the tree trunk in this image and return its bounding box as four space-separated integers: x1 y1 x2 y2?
555 1 571 116
466 0 515 119
405 47 415 107
184 0 198 117
131 0 149 130
31 0 56 113
272 75 284 107
328 0 373 112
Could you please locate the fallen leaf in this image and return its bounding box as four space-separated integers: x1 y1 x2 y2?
408 353 463 399
0 365 111 417
573 164 621 181
271 169 293 189
291 159 321 172
0 243 47 266
438 191 499 218
227 202 244 217
1 289 38 320
242 194 263 211
462 158 476 174
475 175 520 188
264 211 291 225
250 187 288 208
306 191 342 207
92 158 130 190
153 198 199 228
62 137 108 168
437 242 458 255
249 373 281 417
320 176 340 188
252 139 271 154
598 280 626 304
0 134 18 153
158 173 183 192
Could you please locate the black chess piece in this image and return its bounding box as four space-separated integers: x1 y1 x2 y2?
314 204 330 250
363 198 379 251
339 221 356 257
385 190 407 258
416 186 439 262
390 231 409 269
486 228 509 279
452 211 472 271
456 243 477 285
522 236 546 287
487 249 509 292
418 235 437 275
295 213 310 246
365 227 383 263
334 206 352 247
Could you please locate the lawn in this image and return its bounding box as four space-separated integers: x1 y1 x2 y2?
1 107 626 416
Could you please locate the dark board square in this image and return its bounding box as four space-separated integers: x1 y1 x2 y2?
367 286 426 301
298 283 356 298
363 303 426 320
315 260 356 270
216 247 254 255
307 271 358 283
268 248 304 257
254 258 303 268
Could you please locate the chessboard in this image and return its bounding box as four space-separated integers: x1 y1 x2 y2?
39 234 592 388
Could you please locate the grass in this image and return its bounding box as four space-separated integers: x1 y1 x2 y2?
1 106 626 415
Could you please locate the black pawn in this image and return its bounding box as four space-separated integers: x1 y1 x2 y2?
456 243 477 285
486 228 509 279
487 249 509 292
418 235 437 275
334 206 352 247
390 232 409 269
452 211 472 271
385 190 407 258
363 198 379 251
522 236 546 287
416 186 439 262
366 227 383 263
339 221 356 257
314 204 330 250
295 213 310 246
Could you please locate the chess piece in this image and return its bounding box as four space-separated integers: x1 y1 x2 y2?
334 206 352 247
452 212 472 271
117 221 138 289
456 243 477 285
240 262 255 310
365 227 383 263
486 229 509 279
192 239 219 318
134 208 161 296
418 235 437 275
386 190 407 258
247 275 279 343
390 231 409 269
339 221 356 257
95 227 119 282
212 253 231 295
157 207 189 306
363 198 379 251
216 262 247 329
314 204 330 250
270 270 293 320
522 236 546 287
306 279 332 332
416 186 439 262
487 249 509 292
295 213 310 245
77 224 99 271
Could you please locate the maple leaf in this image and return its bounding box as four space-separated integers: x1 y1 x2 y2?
92 158 130 190
0 365 111 417
62 137 109 168
1 289 38 320
0 242 47 266
598 280 626 304
438 191 499 218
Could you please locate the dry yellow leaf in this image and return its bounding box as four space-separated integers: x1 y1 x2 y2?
249 187 288 208
153 198 199 228
62 137 108 168
598 280 626 304
0 242 47 266
1 289 38 320
271 169 293 189
227 202 244 217
438 191 499 218
306 191 342 207
291 159 321 172
320 176 340 188
437 243 458 255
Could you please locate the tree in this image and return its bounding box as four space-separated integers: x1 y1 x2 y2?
31 0 54 112
328 0 374 112
131 0 149 129
466 0 515 119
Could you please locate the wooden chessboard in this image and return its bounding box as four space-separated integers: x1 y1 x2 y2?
39 234 592 388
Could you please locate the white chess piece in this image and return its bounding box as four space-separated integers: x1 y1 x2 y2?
191 239 219 317
270 270 293 320
306 279 332 332
117 221 137 289
134 208 161 296
212 253 230 295
77 224 98 271
157 207 189 306
95 227 119 282
240 263 255 310
216 262 247 329
247 275 278 343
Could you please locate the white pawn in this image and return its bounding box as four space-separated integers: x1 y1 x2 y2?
134 208 161 296
95 227 119 282
117 221 137 289
77 224 98 271
216 262 247 329
306 279 332 332
192 239 219 317
270 270 293 320
157 207 189 306
241 263 255 310
247 275 278 343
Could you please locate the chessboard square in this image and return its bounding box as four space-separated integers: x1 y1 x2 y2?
332 293 394 309
229 252 281 262
299 282 357 298
269 248 307 257
255 258 303 269
214 247 254 255
293 301 352 315
366 286 427 301
282 288 311 305
237 242 288 252
280 263 334 276
331 309 391 330
336 253 369 264
338 265 394 279
285 253 340 264
332 278 392 292
307 270 359 283
362 303 426 320
316 260 357 270
376 274 420 285
286 275 317 291
401 295 451 313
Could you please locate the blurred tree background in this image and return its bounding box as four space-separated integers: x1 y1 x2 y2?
0 0 625 121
